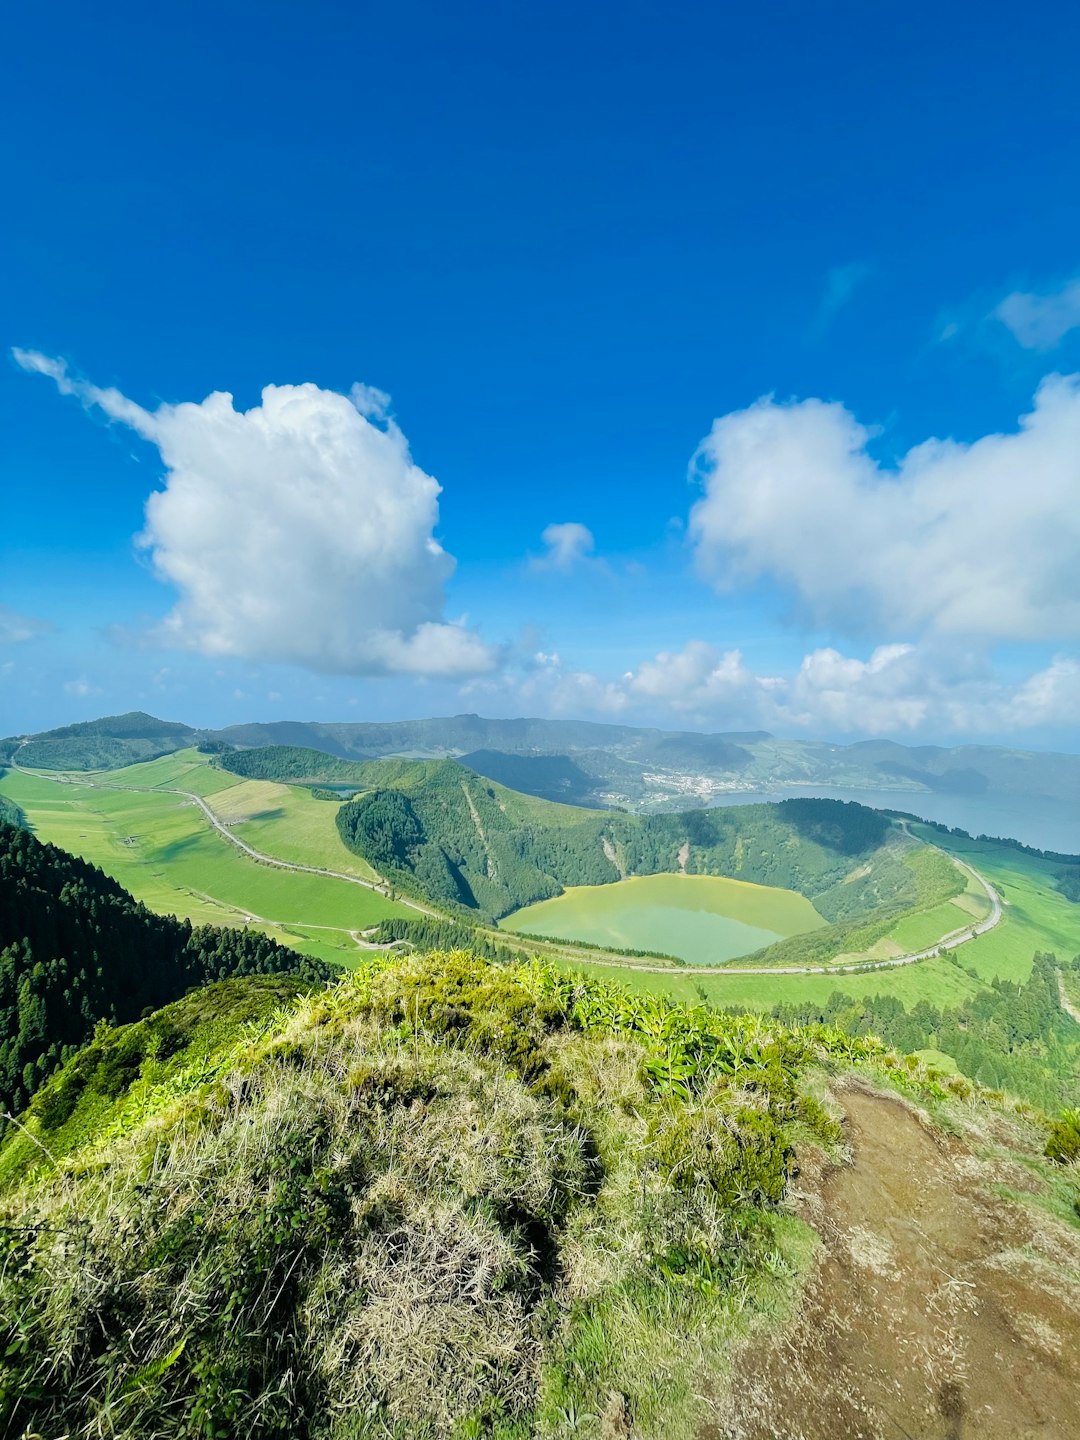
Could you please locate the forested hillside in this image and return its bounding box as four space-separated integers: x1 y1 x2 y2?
772 951 1080 1111
0 823 331 1114
215 743 444 789
0 794 23 829
3 711 196 771
332 755 935 922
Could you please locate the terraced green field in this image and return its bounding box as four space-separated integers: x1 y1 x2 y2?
501 872 826 964
0 752 411 965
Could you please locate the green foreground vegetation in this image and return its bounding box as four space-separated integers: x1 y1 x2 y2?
8 942 1071 1440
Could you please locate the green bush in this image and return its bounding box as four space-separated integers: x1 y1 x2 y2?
1045 1109 1080 1164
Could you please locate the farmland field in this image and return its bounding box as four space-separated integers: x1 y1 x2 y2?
553 825 1080 1012
0 751 411 964
501 872 826 964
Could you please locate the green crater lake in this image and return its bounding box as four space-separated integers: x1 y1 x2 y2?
500 872 827 965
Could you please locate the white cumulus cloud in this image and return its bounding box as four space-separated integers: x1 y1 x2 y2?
14 350 498 678
688 377 1080 642
479 640 1080 739
995 277 1080 351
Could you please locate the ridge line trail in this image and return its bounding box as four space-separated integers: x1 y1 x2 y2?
714 1083 1080 1439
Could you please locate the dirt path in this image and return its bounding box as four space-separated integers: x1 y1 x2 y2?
714 1085 1080 1439
1056 971 1080 1027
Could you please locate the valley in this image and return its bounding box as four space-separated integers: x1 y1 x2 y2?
3 737 1079 1113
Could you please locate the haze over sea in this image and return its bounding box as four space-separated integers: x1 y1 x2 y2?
703 788 1079 855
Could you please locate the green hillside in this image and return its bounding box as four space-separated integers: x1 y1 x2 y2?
4 945 1077 1439
0 821 331 1113
325 749 936 923
3 711 197 771
0 941 1025 1440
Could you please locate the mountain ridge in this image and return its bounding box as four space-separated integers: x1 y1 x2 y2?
5 711 1079 809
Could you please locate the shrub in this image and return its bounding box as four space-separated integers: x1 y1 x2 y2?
1045 1109 1080 1164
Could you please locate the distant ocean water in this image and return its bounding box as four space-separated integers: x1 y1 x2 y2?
700 787 1080 856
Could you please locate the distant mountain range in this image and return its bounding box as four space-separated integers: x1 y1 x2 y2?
3 710 1079 813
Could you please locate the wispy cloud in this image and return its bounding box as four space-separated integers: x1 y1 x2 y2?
813 261 872 333
0 605 52 645
63 677 101 698
995 276 1080 351
530 521 597 571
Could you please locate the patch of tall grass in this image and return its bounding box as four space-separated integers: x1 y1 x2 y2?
0 950 947 1438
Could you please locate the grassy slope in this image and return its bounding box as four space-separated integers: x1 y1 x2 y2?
559 827 1080 1012
0 952 843 1439
912 826 1080 982
0 752 412 965
2 950 1073 1440
224 780 381 881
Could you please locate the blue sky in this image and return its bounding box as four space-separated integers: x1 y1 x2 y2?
2 0 1079 746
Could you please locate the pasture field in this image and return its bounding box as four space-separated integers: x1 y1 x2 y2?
551 947 988 1010
554 825 1080 1012
909 826 1080 983
0 755 411 963
214 778 382 882
4 751 1078 1016
501 872 825 965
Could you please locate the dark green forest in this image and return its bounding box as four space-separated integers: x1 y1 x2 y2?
0 823 331 1114
216 745 441 789
770 951 1080 1111
366 915 528 962
0 795 23 829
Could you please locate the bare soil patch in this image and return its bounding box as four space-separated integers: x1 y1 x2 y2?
712 1083 1080 1439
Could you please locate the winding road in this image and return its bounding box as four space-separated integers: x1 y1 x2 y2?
177 789 437 917
7 745 1003 976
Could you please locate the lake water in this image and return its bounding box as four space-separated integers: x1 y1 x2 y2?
501 872 825 966
697 787 1079 856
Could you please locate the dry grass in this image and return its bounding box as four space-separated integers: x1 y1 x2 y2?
0 951 843 1439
